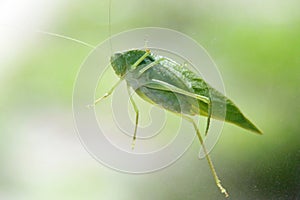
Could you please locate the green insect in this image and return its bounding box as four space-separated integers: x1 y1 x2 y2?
93 49 262 197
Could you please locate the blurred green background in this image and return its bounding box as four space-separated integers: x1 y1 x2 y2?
0 0 299 199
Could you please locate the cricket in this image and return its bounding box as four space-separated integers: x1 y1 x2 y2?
6 0 263 198
88 1 262 197
36 5 263 198
92 48 262 197
53 0 265 197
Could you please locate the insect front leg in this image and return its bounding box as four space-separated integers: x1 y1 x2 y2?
87 78 123 108
127 85 139 150
182 115 229 198
131 50 151 70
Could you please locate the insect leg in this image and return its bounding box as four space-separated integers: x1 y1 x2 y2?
127 85 139 150
182 115 229 198
131 51 151 70
146 78 212 136
147 79 210 104
138 56 189 78
90 78 123 107
205 94 212 136
138 58 167 77
145 80 213 135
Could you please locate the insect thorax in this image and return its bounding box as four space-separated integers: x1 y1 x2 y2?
110 50 153 77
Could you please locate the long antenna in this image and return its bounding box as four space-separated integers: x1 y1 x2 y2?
108 0 113 53
1 25 96 49
36 29 96 49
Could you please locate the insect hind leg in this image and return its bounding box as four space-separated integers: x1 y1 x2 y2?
205 98 212 136
182 115 229 198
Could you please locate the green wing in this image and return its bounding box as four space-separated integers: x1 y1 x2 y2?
172 64 262 134
131 53 262 134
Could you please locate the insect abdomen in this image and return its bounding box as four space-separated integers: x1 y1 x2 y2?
135 86 198 115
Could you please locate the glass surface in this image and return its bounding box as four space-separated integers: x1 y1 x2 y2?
0 0 299 199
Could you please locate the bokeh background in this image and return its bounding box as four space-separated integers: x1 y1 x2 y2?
1 0 299 199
